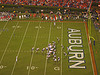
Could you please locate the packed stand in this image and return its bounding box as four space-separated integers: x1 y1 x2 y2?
0 12 14 21
0 0 92 9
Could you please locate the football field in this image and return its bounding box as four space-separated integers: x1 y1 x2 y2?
0 21 94 75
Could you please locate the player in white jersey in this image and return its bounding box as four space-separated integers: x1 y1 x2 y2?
64 52 67 56
54 58 57 62
16 56 18 62
47 53 50 59
48 45 52 50
57 37 60 42
46 47 48 51
61 44 64 49
54 22 56 26
41 48 45 53
54 55 56 58
57 57 60 62
54 49 56 52
32 47 34 51
36 48 39 52
67 47 69 51
53 51 55 55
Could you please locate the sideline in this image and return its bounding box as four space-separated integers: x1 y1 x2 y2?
11 20 84 23
84 21 97 75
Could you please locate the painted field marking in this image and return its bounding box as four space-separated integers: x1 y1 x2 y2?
84 22 94 75
57 26 61 29
11 22 30 75
54 67 60 71
60 22 63 75
27 66 39 70
35 26 38 29
0 22 19 64
35 26 44 29
11 20 83 23
0 65 4 69
84 22 97 75
0 21 8 35
28 22 41 75
0 65 7 69
1 50 60 53
12 26 21 29
44 23 52 75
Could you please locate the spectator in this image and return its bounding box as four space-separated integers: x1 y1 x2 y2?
0 0 91 9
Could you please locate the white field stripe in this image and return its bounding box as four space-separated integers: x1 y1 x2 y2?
11 22 30 75
28 22 41 75
0 21 8 35
61 22 63 75
0 22 19 64
84 23 94 75
44 22 52 75
3 21 8 29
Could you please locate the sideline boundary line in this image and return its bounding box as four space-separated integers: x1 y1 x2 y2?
84 22 97 75
11 20 84 23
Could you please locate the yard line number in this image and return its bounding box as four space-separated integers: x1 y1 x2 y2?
57 26 61 29
35 26 44 29
27 66 38 70
54 67 60 71
0 65 7 69
12 26 21 29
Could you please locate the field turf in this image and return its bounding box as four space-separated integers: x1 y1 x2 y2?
0 21 94 75
91 21 100 75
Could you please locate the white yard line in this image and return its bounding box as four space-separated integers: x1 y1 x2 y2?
11 22 30 75
0 21 8 35
61 22 63 75
3 21 8 29
84 23 94 75
0 22 19 64
28 22 41 75
44 22 52 75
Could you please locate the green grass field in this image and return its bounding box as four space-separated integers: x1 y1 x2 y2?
0 21 94 75
91 21 100 75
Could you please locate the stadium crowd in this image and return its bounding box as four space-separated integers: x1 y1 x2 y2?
0 0 93 9
0 12 13 21
94 21 100 29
